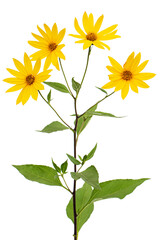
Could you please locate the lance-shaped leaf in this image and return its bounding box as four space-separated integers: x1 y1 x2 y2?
39 121 68 133
47 89 52 103
85 111 121 118
67 154 81 165
77 105 97 135
71 165 100 189
44 82 69 93
13 164 62 186
61 160 68 174
85 143 97 161
88 178 149 203
72 77 81 94
66 183 94 232
96 87 108 94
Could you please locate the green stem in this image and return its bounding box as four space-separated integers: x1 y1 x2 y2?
73 97 78 240
61 174 73 194
76 46 92 99
78 91 115 118
59 58 74 98
38 91 74 132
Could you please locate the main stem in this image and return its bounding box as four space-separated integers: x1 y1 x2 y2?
73 97 78 240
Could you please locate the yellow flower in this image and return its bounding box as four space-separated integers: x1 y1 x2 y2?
28 24 66 70
102 52 156 99
3 53 52 105
69 12 120 50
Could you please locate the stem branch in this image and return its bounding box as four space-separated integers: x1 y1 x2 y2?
38 91 74 131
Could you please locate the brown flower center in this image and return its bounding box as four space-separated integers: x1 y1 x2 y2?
26 74 35 85
122 71 132 81
86 32 97 41
48 43 57 51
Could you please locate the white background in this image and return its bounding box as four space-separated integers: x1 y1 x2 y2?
0 0 160 239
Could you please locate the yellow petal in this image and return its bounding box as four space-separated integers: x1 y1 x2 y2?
106 66 119 74
94 15 104 33
93 40 105 49
3 77 25 84
7 68 25 78
134 60 149 73
33 59 41 75
30 49 50 61
83 40 92 50
55 50 65 60
98 30 120 40
13 58 27 75
74 18 86 37
16 87 25 105
130 81 138 93
24 53 32 74
6 83 26 92
33 81 44 90
31 33 48 43
88 13 94 32
108 74 121 81
98 24 118 36
69 34 83 39
75 39 86 43
56 44 65 51
131 53 141 72
83 12 90 33
102 80 118 89
52 23 58 36
37 69 52 77
44 54 52 70
134 79 150 88
37 25 50 42
121 82 129 99
57 28 66 44
108 56 123 72
51 53 60 70
36 75 51 82
114 80 126 91
99 42 110 50
21 85 31 105
28 41 48 49
44 24 52 40
123 52 135 70
134 72 156 80
31 86 38 100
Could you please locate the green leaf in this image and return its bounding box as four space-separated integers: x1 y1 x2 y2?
39 121 68 133
13 164 62 186
85 144 97 161
96 87 108 94
71 165 100 189
66 183 94 232
89 178 149 203
61 160 68 174
67 154 81 165
85 111 121 118
47 89 52 103
77 105 97 135
72 77 81 94
44 82 69 93
52 159 61 173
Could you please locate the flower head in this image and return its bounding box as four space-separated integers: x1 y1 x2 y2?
69 12 120 50
28 24 66 70
102 52 156 99
3 53 52 105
